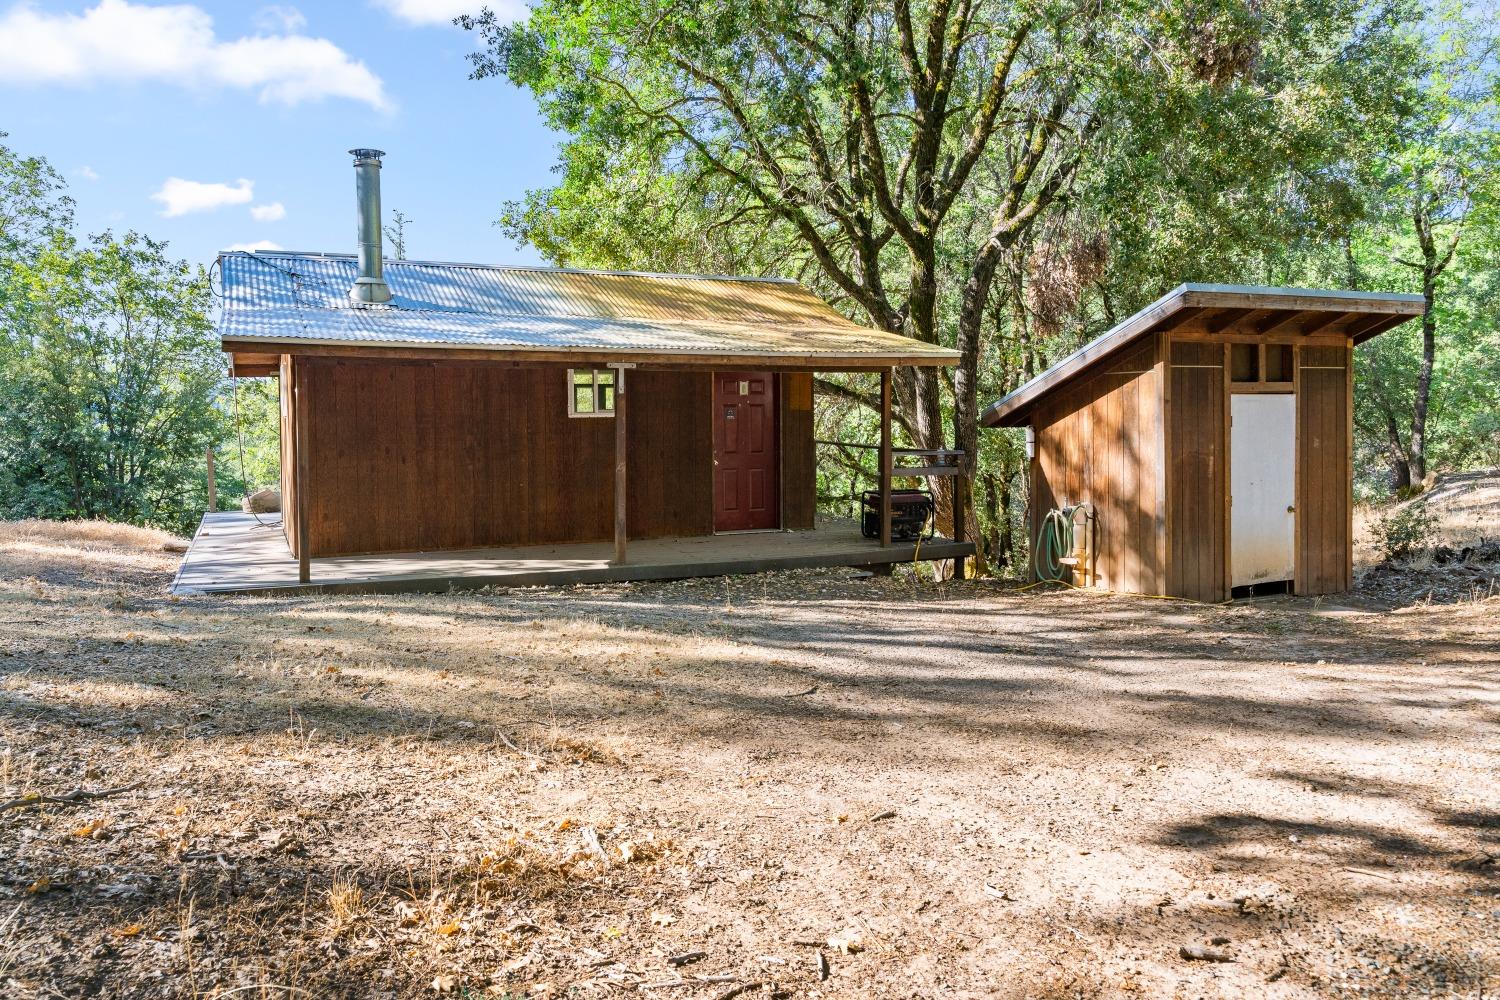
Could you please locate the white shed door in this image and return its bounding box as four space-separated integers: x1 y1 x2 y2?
1230 394 1296 588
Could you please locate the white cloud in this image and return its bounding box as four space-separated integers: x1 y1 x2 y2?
225 240 283 252
152 176 254 217
249 201 286 222
374 0 527 26
0 0 390 110
253 4 305 33
74 165 99 181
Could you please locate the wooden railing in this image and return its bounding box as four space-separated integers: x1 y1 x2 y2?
814 439 969 578
893 448 964 478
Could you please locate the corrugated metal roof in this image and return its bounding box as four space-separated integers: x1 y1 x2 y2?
216 251 958 364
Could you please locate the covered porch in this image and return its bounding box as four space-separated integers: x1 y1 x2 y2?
171 511 975 596
214 250 971 593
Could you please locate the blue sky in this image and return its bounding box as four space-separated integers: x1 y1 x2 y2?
0 0 553 269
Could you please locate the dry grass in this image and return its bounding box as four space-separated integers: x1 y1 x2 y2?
324 872 367 934
0 517 183 552
1355 468 1500 570
1 516 1498 998
0 518 184 587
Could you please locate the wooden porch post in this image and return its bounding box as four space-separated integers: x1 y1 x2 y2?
205 446 216 512
610 363 634 564
879 368 893 547
293 360 310 585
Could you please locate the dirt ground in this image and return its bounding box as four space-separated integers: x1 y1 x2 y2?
1 517 1498 999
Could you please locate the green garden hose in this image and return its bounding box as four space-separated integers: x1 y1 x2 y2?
1034 507 1075 582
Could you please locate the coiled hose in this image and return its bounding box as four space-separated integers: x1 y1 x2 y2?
1034 507 1075 583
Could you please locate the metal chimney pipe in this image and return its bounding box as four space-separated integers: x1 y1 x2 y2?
348 148 392 304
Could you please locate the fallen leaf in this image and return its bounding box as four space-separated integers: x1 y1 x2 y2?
26 877 50 895
113 924 144 938
556 818 573 832
603 926 624 939
650 911 676 926
436 921 461 936
431 973 459 993
71 818 107 838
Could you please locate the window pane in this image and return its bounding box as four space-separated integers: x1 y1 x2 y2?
574 384 594 413
598 384 615 412
596 369 614 386
573 370 593 386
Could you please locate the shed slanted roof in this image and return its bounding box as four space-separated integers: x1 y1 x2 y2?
216 251 958 367
981 283 1424 427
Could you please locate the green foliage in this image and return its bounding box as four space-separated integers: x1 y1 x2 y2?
0 131 73 262
0 135 228 536
217 378 281 500
1335 3 1500 489
1370 498 1439 560
465 0 1462 574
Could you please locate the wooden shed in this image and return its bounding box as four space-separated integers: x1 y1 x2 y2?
981 284 1424 601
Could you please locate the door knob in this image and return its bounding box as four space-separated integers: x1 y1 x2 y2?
1286 505 1296 513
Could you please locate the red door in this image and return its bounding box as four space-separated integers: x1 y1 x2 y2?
714 372 779 531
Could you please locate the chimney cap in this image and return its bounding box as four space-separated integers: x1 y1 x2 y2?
348 148 386 162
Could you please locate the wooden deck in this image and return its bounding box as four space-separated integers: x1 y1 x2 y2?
171 512 976 596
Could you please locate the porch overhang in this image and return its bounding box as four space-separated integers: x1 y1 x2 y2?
222 339 958 372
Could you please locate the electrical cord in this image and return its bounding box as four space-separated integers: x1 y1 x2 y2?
230 366 279 531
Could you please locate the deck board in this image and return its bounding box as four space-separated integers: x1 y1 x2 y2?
172 512 975 596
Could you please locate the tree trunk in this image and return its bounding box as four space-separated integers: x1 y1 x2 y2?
1383 410 1412 492
982 470 1013 573
1408 272 1437 485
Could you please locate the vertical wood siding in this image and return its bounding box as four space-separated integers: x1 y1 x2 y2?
1030 339 1164 593
628 370 714 540
780 373 816 530
287 359 813 557
1166 340 1227 601
1023 326 1363 602
1296 345 1353 594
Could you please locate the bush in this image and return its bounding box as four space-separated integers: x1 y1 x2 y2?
1371 500 1439 562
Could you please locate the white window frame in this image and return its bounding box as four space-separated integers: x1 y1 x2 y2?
567 368 616 418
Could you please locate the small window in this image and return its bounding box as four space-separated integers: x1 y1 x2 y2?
1230 343 1259 383
568 368 615 417
1265 343 1294 382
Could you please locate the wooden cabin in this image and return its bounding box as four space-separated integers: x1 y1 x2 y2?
218 249 966 585
193 150 972 595
981 284 1424 601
